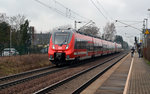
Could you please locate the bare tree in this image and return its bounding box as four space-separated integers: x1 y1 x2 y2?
0 13 9 23
79 25 100 37
103 22 116 41
0 13 26 30
9 14 26 31
8 14 26 49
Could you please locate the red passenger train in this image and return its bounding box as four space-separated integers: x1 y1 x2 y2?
48 29 121 66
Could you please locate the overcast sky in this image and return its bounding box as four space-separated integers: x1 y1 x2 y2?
0 0 150 45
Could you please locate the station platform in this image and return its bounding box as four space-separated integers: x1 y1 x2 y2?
81 52 150 94
127 53 150 94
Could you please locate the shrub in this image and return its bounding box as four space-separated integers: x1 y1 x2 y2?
0 54 51 77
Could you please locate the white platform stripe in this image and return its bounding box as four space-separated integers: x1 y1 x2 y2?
123 58 134 94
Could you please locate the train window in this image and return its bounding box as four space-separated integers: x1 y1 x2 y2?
103 44 107 51
75 38 82 49
79 39 86 49
52 32 72 45
94 42 98 51
74 39 78 49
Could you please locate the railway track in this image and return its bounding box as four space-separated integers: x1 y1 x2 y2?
72 54 126 94
0 65 69 90
34 52 127 94
0 66 55 83
0 55 105 91
0 54 107 91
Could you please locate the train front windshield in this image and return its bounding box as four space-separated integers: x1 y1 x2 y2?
53 32 71 45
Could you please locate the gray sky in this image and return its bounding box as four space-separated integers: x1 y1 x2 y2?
0 0 150 45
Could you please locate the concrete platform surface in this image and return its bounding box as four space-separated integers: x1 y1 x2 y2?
127 53 150 94
94 53 132 94
81 52 150 94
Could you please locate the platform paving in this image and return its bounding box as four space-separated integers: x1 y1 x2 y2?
94 53 132 94
94 52 150 94
127 53 150 94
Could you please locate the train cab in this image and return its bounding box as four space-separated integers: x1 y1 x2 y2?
48 30 75 65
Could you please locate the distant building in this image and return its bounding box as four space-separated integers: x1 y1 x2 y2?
32 32 51 47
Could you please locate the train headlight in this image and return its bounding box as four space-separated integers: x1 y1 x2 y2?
52 45 55 49
66 45 69 49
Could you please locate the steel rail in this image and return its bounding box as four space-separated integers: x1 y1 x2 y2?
72 54 127 94
34 53 126 94
0 66 55 82
0 66 69 90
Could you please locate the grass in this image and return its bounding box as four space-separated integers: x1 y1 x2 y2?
147 60 150 65
0 54 52 77
144 58 150 66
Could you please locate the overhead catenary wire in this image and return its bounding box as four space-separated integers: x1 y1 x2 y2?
117 20 143 22
92 0 143 25
90 0 109 21
52 0 90 21
125 21 143 26
34 0 91 21
116 21 143 27
95 0 113 21
52 0 74 18
34 0 70 19
115 20 142 32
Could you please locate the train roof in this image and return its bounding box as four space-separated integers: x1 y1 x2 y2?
75 30 115 42
53 28 121 45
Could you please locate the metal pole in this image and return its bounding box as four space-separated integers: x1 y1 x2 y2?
75 21 82 30
143 19 148 48
145 19 148 29
74 21 77 30
9 28 12 56
143 20 145 30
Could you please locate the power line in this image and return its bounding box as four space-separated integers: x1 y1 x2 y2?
34 0 90 21
52 0 74 19
127 21 143 26
95 0 113 21
35 0 69 19
90 0 109 21
52 0 89 21
116 21 143 27
118 20 143 22
116 20 142 32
